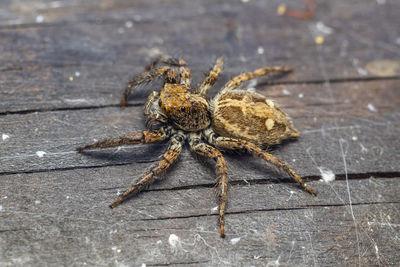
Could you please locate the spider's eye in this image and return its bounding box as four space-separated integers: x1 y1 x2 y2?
158 98 162 107
181 106 186 112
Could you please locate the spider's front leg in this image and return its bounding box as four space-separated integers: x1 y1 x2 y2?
199 57 223 96
189 133 228 238
110 131 185 208
76 128 170 152
145 55 186 71
210 135 316 196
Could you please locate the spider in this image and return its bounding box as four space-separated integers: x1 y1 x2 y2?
77 55 317 238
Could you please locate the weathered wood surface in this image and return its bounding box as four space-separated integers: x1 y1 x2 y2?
1 0 399 266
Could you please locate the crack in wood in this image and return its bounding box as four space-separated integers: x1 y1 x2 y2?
129 201 400 222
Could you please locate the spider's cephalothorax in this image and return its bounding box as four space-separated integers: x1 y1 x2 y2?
77 55 316 238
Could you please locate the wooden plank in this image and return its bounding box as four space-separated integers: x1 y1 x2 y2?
1 171 399 266
1 0 399 266
1 0 400 113
1 80 399 178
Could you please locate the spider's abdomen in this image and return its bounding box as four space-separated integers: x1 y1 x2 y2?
160 83 211 131
211 90 299 147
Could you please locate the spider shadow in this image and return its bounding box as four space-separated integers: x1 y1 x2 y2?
77 142 168 164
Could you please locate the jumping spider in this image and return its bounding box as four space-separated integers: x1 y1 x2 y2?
77 55 316 238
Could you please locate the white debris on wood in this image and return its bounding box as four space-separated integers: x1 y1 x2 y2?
230 237 241 245
282 89 291 95
315 21 334 35
125 21 133 28
2 134 10 141
367 103 378 112
168 234 183 253
318 166 335 182
36 151 46 158
35 15 44 23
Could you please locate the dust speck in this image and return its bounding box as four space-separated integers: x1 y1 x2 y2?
282 89 291 95
315 36 324 45
168 234 182 253
316 21 333 35
298 93 304 98
367 103 378 112
36 15 44 23
230 237 241 245
2 134 10 141
277 4 286 15
125 21 133 28
257 46 264 54
318 166 335 182
36 151 46 157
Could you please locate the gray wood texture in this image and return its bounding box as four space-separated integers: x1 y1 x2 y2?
0 0 399 266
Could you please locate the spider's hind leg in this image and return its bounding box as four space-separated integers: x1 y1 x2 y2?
188 132 228 238
110 130 185 208
210 134 316 196
76 128 170 152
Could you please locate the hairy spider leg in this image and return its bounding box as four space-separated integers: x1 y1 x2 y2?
179 66 192 87
76 129 169 152
212 136 316 196
220 66 292 93
110 132 185 208
189 133 228 238
145 55 187 71
199 57 224 96
121 66 172 107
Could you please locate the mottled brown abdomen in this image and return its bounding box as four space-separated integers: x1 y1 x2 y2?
211 90 299 147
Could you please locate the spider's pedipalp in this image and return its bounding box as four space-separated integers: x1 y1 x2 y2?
212 136 316 196
179 66 192 87
145 55 187 71
199 57 224 96
121 66 171 107
220 66 292 94
110 131 185 208
189 132 228 238
76 128 170 152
